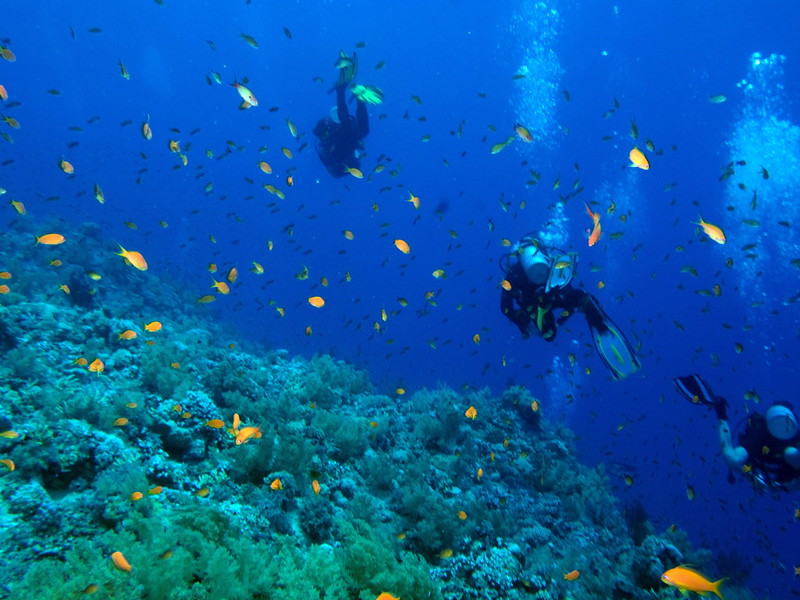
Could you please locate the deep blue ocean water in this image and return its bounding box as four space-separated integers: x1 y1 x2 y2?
2 1 799 597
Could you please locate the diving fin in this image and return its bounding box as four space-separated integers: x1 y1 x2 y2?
334 50 358 89
328 50 358 93
586 297 640 380
673 374 716 406
674 374 729 419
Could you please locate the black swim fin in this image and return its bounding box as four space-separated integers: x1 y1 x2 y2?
673 374 728 419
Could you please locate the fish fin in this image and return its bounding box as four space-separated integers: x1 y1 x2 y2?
712 578 728 600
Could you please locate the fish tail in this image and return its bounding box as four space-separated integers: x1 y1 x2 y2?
712 578 728 599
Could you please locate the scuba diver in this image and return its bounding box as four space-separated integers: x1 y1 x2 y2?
313 50 384 178
499 234 640 380
674 374 800 490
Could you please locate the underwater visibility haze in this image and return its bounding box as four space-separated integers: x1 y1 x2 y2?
0 1 799 598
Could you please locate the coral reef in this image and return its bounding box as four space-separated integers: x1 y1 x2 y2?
0 225 751 600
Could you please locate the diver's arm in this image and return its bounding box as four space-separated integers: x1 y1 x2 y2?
719 419 748 470
501 290 530 337
355 99 369 139
336 84 350 126
552 286 590 326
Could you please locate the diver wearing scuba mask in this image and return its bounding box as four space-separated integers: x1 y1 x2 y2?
499 235 641 380
674 373 800 490
312 50 384 179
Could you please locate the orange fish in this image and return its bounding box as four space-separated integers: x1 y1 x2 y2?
0 458 15 471
394 239 410 254
113 418 128 426
110 551 132 573
130 491 143 501
407 192 420 209
564 570 580 581
88 358 104 373
308 296 325 308
661 566 726 599
258 161 272 174
149 486 163 495
629 147 650 170
226 267 238 283
59 159 75 175
0 285 9 294
464 406 477 420
206 419 225 428
585 202 602 247
457 510 467 520
235 426 261 445
116 245 148 270
694 216 726 244
376 594 400 600
0 431 19 438
514 122 533 142
212 279 230 294
500 279 512 291
0 85 7 101
195 487 210 497
144 321 162 332
36 233 65 245
345 166 364 178
270 478 283 490
311 479 321 495
118 330 137 341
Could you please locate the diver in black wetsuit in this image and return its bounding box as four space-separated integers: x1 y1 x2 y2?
313 50 382 178
499 234 640 380
674 374 800 491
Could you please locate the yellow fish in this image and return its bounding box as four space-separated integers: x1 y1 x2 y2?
694 216 726 244
231 79 258 107
661 566 726 599
628 147 650 170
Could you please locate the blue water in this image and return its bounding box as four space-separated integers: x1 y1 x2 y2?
2 0 799 597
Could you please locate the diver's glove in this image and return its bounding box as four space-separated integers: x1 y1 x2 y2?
351 83 384 105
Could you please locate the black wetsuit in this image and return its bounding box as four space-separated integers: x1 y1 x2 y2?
313 85 369 178
500 258 606 340
738 414 800 488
